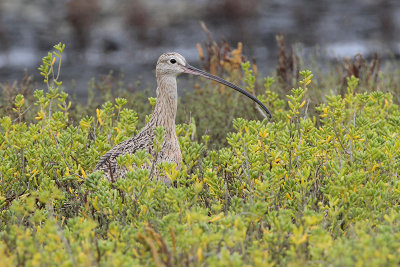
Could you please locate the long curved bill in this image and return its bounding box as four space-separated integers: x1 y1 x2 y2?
183 64 272 118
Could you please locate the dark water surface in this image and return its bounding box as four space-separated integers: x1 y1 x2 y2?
0 0 399 99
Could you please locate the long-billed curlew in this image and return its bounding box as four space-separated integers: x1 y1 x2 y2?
94 52 271 185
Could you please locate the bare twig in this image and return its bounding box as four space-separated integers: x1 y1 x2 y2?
200 21 213 43
241 136 254 205
149 151 159 182
55 57 62 82
2 190 29 210
330 117 349 155
70 154 80 167
12 104 33 122
48 129 85 180
106 158 115 183
288 119 293 177
295 100 310 167
303 100 310 121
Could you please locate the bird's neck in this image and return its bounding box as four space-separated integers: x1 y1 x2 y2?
149 75 178 133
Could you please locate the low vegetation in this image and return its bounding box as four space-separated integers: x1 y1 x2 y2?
0 41 399 266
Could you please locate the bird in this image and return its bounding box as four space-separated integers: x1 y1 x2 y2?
94 52 272 185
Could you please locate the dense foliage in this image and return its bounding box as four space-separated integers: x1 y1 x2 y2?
0 43 400 266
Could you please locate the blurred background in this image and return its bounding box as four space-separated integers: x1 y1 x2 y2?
0 0 399 97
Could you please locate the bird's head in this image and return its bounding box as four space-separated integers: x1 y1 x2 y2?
156 52 187 77
156 52 272 118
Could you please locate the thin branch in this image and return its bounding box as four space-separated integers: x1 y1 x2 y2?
149 151 159 182
13 104 33 122
200 21 213 42
288 119 293 178
241 136 254 205
295 100 310 167
303 100 310 121
55 57 62 81
330 117 349 155
106 158 115 183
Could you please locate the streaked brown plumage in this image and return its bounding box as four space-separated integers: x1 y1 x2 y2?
94 52 271 185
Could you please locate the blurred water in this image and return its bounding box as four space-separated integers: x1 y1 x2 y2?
0 0 399 99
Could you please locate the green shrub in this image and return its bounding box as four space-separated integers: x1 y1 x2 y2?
0 43 400 266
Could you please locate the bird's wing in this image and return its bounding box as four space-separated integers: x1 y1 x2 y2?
93 126 154 175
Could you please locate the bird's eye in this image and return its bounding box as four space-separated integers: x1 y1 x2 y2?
170 59 176 64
